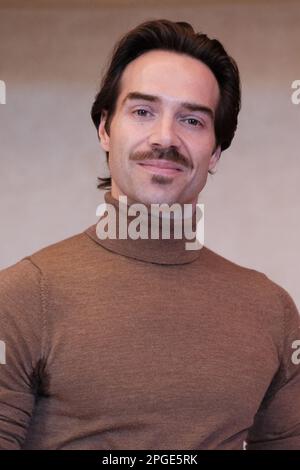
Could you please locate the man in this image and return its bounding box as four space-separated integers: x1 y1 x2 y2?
0 19 299 450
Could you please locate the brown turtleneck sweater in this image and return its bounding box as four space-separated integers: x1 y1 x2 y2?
0 191 300 450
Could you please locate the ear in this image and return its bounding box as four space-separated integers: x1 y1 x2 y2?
98 110 110 152
208 144 221 172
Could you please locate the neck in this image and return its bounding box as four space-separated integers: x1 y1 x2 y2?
85 190 204 265
111 184 199 218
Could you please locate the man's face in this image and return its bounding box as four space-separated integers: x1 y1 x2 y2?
98 49 221 207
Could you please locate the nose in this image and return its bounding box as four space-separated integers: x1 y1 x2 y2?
148 113 181 149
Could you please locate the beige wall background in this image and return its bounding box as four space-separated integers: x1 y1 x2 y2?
0 0 299 307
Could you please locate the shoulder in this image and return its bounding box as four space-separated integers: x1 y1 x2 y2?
200 245 299 315
0 227 100 291
200 244 269 284
0 256 41 301
27 231 93 270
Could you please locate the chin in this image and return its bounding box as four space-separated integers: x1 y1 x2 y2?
140 192 183 207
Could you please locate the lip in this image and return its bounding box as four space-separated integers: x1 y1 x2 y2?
137 160 185 176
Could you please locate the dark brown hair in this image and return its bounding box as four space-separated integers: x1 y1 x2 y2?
91 19 241 190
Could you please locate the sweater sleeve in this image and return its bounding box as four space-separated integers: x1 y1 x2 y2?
246 286 300 450
0 258 46 450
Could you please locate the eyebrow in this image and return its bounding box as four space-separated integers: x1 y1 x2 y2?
121 91 215 120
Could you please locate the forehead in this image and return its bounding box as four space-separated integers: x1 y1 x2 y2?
117 49 220 111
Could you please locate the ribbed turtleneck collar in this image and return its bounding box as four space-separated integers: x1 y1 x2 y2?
85 191 204 265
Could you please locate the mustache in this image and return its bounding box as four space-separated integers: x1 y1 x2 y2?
129 147 192 169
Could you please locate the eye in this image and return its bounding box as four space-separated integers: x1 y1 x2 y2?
132 108 152 117
183 117 204 127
